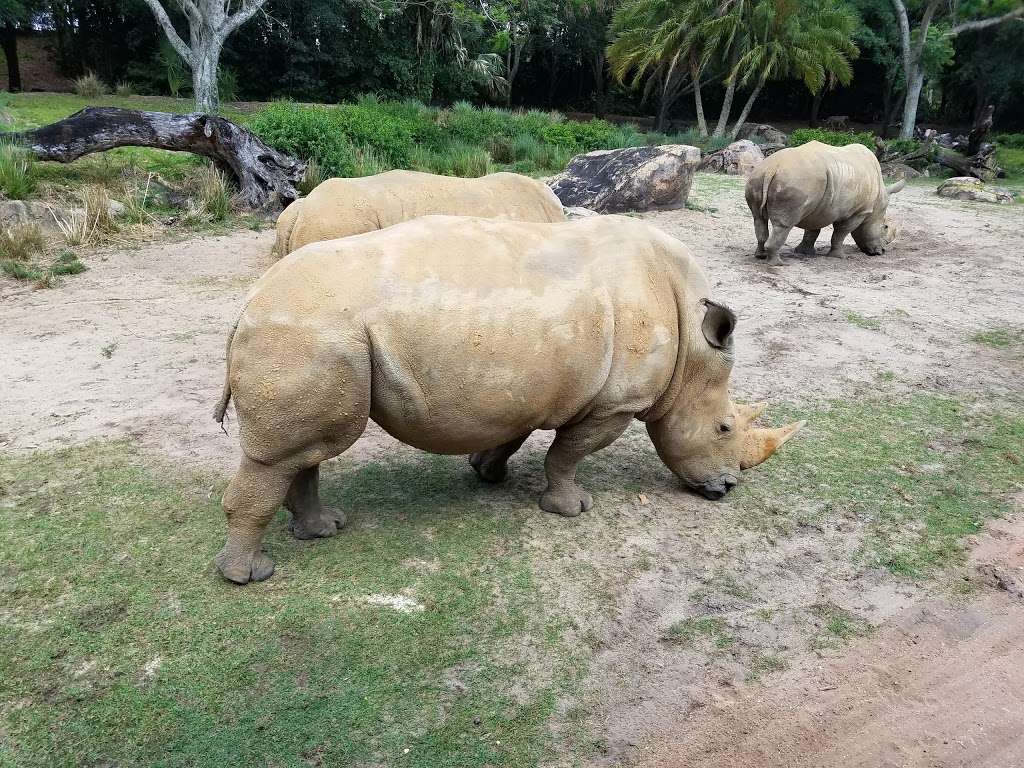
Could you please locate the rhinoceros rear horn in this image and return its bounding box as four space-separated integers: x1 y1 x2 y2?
701 299 736 350
735 401 767 428
740 420 806 470
886 179 906 195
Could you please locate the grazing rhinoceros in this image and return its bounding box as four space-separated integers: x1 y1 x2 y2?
213 215 804 584
744 141 905 266
275 169 565 256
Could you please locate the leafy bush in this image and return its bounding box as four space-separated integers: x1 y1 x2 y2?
995 133 1024 149
790 128 875 149
218 68 240 103
249 103 357 177
882 138 921 156
540 119 618 152
0 142 37 199
73 72 107 98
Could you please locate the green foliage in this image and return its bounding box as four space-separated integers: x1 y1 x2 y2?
995 133 1024 149
540 119 618 152
114 81 136 98
0 141 36 199
218 68 240 103
790 128 875 149
970 326 1024 350
996 147 1024 178
50 251 87 276
157 39 189 98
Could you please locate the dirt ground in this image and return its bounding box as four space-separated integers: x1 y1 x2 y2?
2 177 1023 766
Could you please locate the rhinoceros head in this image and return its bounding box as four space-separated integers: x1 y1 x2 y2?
646 300 804 500
853 179 906 256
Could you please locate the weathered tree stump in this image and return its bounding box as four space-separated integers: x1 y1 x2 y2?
1 107 304 211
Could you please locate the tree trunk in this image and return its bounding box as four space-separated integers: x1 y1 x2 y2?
729 79 765 140
967 103 994 156
192 41 222 114
713 79 737 138
899 66 925 139
1 23 22 93
810 90 824 128
2 107 304 210
691 59 707 137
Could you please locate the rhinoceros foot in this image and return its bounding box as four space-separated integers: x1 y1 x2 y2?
215 547 275 584
289 508 346 540
469 451 509 483
540 485 593 517
765 253 785 267
794 243 818 256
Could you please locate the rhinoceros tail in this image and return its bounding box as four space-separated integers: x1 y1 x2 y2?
212 320 239 426
758 168 776 218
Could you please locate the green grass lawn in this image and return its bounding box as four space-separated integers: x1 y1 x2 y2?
2 394 1022 766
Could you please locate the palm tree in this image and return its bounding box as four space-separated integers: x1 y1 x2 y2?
723 0 858 139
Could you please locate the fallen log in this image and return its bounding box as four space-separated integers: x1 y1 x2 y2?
1 107 305 211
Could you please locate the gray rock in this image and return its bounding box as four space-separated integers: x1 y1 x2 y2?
936 176 1016 204
738 123 788 146
700 140 764 176
562 205 600 219
0 200 73 236
548 144 701 213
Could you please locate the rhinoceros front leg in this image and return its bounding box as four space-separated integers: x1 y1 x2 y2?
763 222 793 267
540 413 634 517
286 464 346 540
794 228 820 256
470 433 532 483
215 457 296 584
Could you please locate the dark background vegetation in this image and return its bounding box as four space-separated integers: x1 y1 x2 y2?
2 0 1023 131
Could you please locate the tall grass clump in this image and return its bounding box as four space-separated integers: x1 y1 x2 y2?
297 158 325 195
0 141 37 199
73 72 108 98
114 81 136 98
185 164 231 223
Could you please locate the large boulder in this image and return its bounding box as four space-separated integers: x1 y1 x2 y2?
936 176 1016 204
738 123 788 148
881 161 922 180
700 140 765 176
547 144 701 213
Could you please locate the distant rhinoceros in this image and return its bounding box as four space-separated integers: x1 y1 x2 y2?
275 169 565 256
213 215 804 584
744 140 905 266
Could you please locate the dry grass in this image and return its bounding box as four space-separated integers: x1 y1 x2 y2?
298 158 324 195
51 185 118 246
183 164 232 224
73 72 108 98
0 223 45 262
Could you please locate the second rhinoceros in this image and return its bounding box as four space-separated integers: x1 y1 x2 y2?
275 169 565 256
744 140 905 266
213 215 803 584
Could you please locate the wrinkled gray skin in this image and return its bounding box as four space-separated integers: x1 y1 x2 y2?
211 215 802 584
745 141 906 266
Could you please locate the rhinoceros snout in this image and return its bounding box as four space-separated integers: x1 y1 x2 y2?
697 476 738 500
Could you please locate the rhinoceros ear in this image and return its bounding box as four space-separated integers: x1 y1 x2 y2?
701 299 736 350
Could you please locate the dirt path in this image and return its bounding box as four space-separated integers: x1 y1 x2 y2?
2 178 1022 766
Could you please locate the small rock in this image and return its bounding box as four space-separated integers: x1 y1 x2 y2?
700 140 764 176
936 177 1016 204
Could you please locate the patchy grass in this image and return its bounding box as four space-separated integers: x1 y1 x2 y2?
746 652 789 681
663 616 735 650
736 395 1024 582
0 442 584 768
809 602 872 651
842 309 883 330
971 326 1024 351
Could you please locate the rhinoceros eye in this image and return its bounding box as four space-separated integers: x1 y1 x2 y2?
718 423 732 434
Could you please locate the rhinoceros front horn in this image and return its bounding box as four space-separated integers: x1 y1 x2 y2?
740 420 806 469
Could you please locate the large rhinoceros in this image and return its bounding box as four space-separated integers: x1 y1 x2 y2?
744 140 905 266
275 169 565 256
213 215 804 584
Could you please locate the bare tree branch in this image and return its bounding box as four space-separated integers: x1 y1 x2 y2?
948 4 1024 35
222 0 268 35
141 0 196 66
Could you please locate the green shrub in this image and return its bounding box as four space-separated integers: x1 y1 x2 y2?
0 142 37 199
218 68 239 103
996 147 1024 178
50 251 87 276
790 128 875 149
881 138 921 156
540 118 618 152
249 103 356 177
350 144 390 177
995 133 1024 149
332 103 412 165
73 72 107 98
114 81 136 98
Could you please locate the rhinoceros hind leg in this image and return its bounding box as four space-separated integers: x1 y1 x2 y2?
763 222 792 267
215 457 296 584
826 226 852 258
470 433 531 483
794 228 820 256
540 413 633 517
286 464 346 539
752 214 769 259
